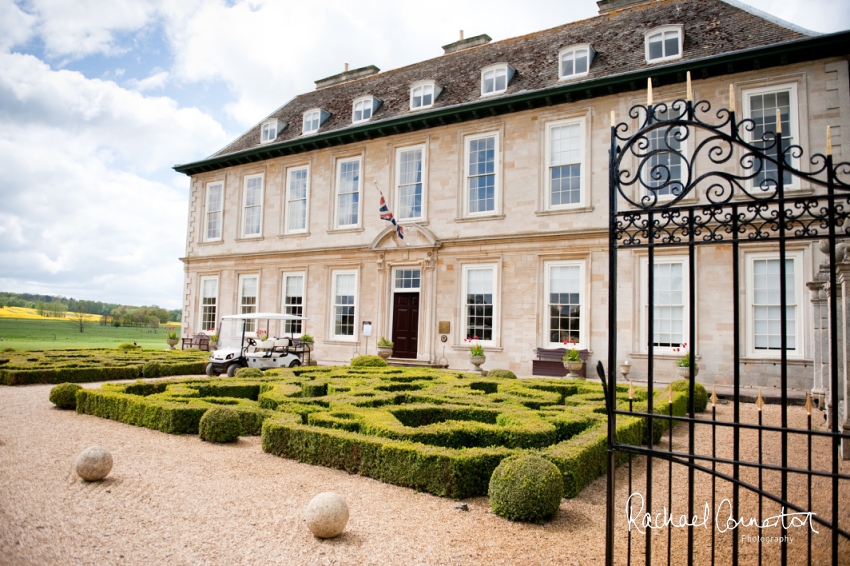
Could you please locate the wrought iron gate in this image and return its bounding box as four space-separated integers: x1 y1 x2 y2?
603 85 850 565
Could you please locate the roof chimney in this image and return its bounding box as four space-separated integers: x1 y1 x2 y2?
597 0 651 14
315 64 380 89
442 33 491 55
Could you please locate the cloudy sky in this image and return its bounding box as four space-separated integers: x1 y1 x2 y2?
0 0 847 309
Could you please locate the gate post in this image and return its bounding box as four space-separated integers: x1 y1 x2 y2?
807 271 829 408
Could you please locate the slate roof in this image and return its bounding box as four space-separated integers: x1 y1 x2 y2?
209 0 808 160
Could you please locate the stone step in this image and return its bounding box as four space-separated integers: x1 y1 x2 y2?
387 358 447 369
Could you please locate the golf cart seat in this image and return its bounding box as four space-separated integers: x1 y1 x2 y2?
273 338 291 353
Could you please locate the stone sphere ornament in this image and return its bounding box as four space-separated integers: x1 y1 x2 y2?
304 492 349 538
75 446 113 481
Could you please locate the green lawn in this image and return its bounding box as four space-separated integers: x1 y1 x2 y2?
0 317 182 350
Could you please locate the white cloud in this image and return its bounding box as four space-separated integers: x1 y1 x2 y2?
0 50 228 307
126 69 169 91
0 0 36 51
23 0 164 59
115 68 126 77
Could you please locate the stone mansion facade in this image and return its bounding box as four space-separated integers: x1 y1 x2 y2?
175 0 850 387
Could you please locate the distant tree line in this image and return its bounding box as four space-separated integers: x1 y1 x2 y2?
0 292 181 325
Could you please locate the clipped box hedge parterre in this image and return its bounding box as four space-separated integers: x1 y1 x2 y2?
0 348 209 385
74 366 697 499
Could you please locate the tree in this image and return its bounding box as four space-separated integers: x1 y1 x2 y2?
71 310 91 333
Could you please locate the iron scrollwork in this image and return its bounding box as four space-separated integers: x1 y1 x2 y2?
612 97 850 248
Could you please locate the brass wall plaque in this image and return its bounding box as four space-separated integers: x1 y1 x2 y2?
438 321 450 334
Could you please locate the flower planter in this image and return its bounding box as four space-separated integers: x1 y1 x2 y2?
563 360 584 379
376 346 393 360
469 355 486 374
208 340 217 351
676 366 699 379
166 338 178 350
301 342 314 352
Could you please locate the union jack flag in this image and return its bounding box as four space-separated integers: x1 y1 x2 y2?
378 194 404 239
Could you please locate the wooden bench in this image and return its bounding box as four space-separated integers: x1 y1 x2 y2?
181 334 211 352
531 347 588 378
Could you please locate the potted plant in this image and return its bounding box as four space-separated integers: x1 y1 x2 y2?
674 343 698 378
299 334 314 351
562 341 584 379
166 331 179 350
376 337 394 360
465 336 486 374
256 329 273 349
207 331 218 350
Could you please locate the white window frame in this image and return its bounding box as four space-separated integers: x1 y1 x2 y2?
352 96 375 124
393 267 422 291
639 255 690 355
742 83 800 190
480 64 509 96
285 165 310 234
238 274 260 333
331 269 358 341
461 263 499 348
303 109 322 135
640 101 689 201
745 249 804 359
545 117 587 210
463 131 501 218
558 44 592 80
543 261 587 348
395 144 426 222
204 181 223 242
199 276 219 333
241 173 264 238
334 156 362 229
261 120 279 143
410 81 438 110
644 25 683 64
281 271 306 336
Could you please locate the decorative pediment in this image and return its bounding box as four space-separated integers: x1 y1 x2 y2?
370 224 439 251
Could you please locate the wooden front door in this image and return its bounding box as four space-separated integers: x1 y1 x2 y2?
391 293 419 359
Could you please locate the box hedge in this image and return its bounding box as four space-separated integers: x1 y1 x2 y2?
73 367 701 501
0 348 208 385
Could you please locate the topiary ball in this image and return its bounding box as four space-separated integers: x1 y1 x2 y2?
116 343 139 351
670 379 709 412
49 382 83 410
487 369 517 379
142 361 162 378
488 454 563 523
235 367 263 378
350 355 388 368
198 407 242 443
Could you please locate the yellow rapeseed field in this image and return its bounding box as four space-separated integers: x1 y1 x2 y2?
0 307 102 322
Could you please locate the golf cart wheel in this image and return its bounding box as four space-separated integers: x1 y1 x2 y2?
205 364 216 377
289 359 301 368
226 364 240 377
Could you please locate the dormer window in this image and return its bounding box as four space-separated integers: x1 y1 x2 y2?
481 64 515 96
302 108 329 135
410 81 442 110
559 45 594 80
645 25 683 64
261 119 281 143
352 96 382 124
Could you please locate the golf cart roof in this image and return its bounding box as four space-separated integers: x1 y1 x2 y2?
221 313 308 321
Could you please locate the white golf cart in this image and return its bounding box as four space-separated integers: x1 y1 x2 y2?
206 313 310 377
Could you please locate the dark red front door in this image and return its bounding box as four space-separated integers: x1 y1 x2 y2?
391 293 419 359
